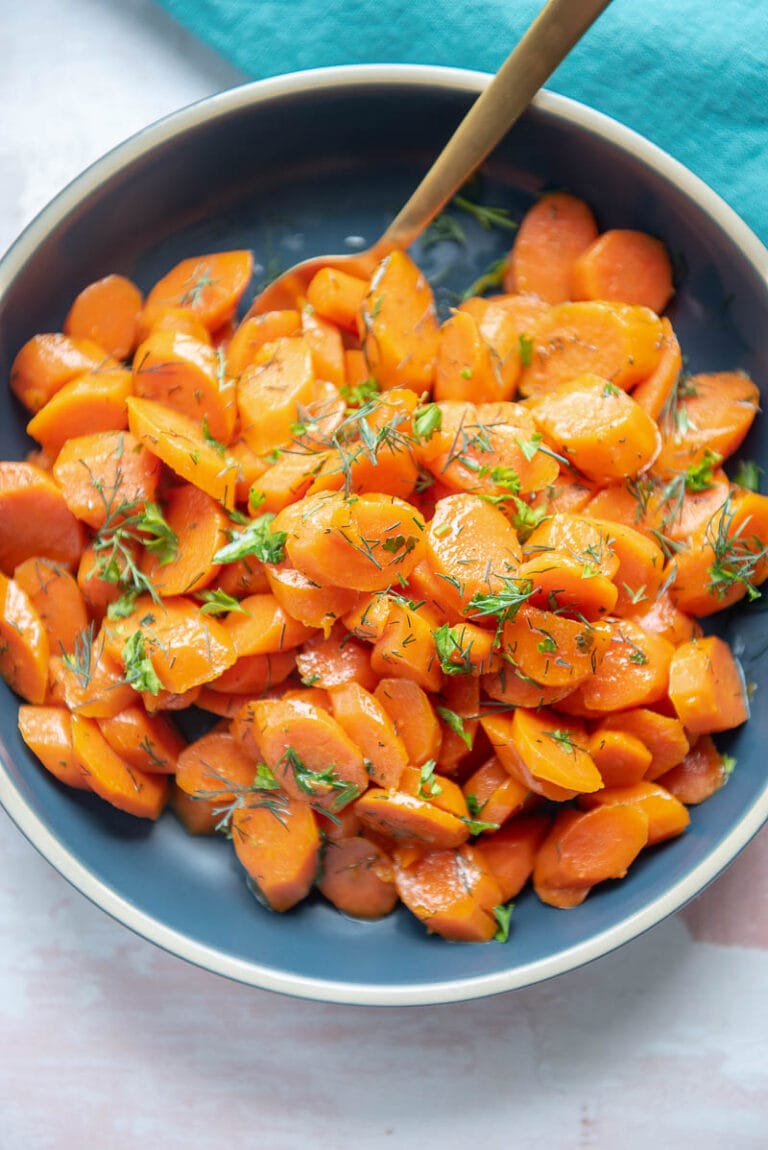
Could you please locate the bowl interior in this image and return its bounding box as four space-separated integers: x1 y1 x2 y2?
1 69 767 1004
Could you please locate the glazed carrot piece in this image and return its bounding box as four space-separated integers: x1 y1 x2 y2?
572 229 674 314
169 781 220 835
424 492 521 616
668 635 748 735
71 713 168 819
533 805 649 908
175 728 258 799
265 559 359 632
142 684 201 714
231 794 320 912
435 309 510 404
254 449 330 514
53 430 161 531
0 462 85 573
216 554 271 599
654 371 760 476
13 557 89 657
579 780 690 845
342 592 392 643
656 735 731 805
48 636 135 720
587 729 652 788
64 273 144 359
475 814 552 901
355 788 470 850
237 336 316 455
462 756 530 829
374 677 443 767
436 674 481 774
241 696 368 803
133 330 236 443
630 317 682 419
647 468 731 545
481 666 572 710
0 573 49 703
294 624 378 692
26 368 132 454
504 193 598 303
222 592 316 657
597 708 690 781
97 706 185 775
329 681 409 789
301 301 345 386
135 304 213 346
591 518 666 615
393 844 502 942
501 605 612 689
561 618 674 715
126 396 241 508
105 594 237 694
525 511 619 578
18 704 91 791
629 593 702 647
306 268 369 332
76 544 124 620
10 333 115 412
208 649 296 695
358 250 439 393
144 250 254 332
225 310 300 375
314 803 362 843
371 600 442 693
317 835 397 918
527 373 661 481
517 553 618 620
461 296 544 398
227 437 270 503
433 619 500 677
481 707 603 801
518 301 664 397
140 484 229 597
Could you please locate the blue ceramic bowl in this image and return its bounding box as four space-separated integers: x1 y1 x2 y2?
1 66 767 1005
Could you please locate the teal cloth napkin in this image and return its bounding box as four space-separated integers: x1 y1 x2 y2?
156 0 767 244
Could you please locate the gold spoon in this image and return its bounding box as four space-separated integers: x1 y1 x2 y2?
254 0 614 311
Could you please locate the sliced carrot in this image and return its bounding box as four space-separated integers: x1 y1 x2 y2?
217 555 272 600
481 707 603 802
317 835 397 918
481 666 572 710
64 273 144 359
393 844 502 942
358 250 439 392
587 729 652 787
18 704 91 791
527 373 660 481
237 336 315 455
462 756 530 828
142 685 201 714
518 301 664 397
294 623 377 692
505 193 599 303
355 788 470 850
301 301 345 386
525 511 619 578
169 782 220 835
631 317 682 419
371 600 442 693
71 713 168 819
629 593 702 647
0 462 85 573
329 681 409 789
254 449 331 514
475 814 552 902
435 308 510 404
26 368 132 455
668 635 748 734
533 805 649 908
126 396 241 508
264 559 359 632
231 794 320 912
175 728 258 800
225 310 300 375
654 371 760 476
306 268 369 332
97 706 185 775
656 735 731 805
13 558 88 658
424 492 521 616
561 618 674 715
10 333 115 413
436 674 481 774
139 483 229 597
501 604 612 689
591 518 666 614
597 708 691 781
75 544 124 620
0 573 49 703
48 636 135 720
53 430 161 530
135 303 213 346
342 591 393 643
579 780 689 845
374 678 443 767
572 229 674 314
208 649 296 695
144 250 253 332
647 468 731 545
516 553 618 620
222 592 315 657
133 330 236 443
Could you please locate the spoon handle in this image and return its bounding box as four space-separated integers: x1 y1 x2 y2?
376 0 614 255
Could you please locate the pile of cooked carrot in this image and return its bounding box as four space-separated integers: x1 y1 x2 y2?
1 190 764 942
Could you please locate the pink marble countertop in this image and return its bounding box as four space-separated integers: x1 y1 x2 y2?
2 4 767 1146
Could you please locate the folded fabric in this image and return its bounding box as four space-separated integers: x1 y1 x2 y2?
155 0 766 243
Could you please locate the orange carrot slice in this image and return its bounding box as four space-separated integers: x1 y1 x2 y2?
71 713 168 819
572 229 674 314
668 635 748 734
0 573 49 703
64 273 144 359
26 369 132 455
393 844 502 942
53 430 161 530
358 250 439 392
18 704 91 791
579 780 690 845
144 250 253 331
505 193 599 303
231 793 320 911
133 330 236 443
0 462 85 573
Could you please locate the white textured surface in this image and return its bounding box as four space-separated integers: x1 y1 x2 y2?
1 3 768 1147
